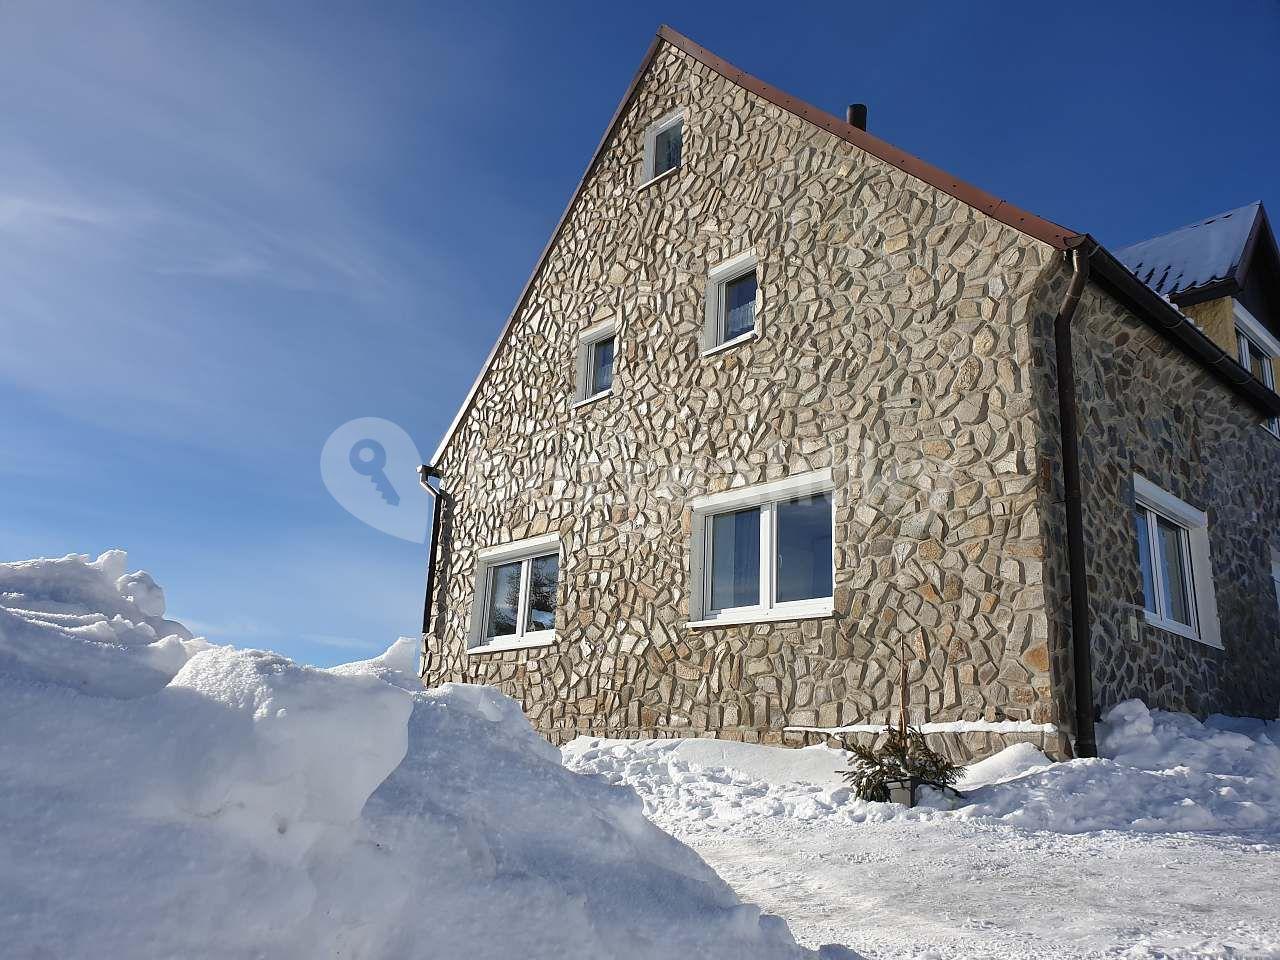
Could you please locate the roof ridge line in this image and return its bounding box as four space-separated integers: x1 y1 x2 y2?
430 25 1079 464
656 24 1079 250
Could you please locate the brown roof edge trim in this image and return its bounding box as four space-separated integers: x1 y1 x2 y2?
428 33 664 464
1077 235 1280 418
1234 203 1271 289
657 25 1080 251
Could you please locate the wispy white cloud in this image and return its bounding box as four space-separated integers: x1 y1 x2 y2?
0 2 469 455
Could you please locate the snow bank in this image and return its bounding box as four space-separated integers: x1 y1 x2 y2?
0 553 824 960
0 551 207 697
566 701 1280 837
948 699 1280 832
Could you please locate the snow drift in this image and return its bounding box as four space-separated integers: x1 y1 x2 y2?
0 552 822 960
565 701 1280 837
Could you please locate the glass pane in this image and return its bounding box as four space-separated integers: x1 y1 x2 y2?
1247 338 1272 387
776 492 833 603
590 337 614 395
710 508 760 610
485 561 521 638
723 271 757 341
526 554 558 632
1134 508 1157 615
1155 516 1193 627
654 121 682 176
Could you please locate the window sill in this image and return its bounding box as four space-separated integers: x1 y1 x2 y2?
636 166 679 192
572 390 612 411
701 329 759 357
1141 610 1222 649
685 604 834 630
466 634 556 656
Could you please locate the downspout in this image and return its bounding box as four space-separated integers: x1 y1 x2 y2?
1054 241 1097 758
417 464 444 680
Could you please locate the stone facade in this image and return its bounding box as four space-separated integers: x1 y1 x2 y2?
422 38 1280 758
1030 266 1280 719
423 41 1076 758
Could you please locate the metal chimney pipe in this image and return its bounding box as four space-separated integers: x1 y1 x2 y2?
846 103 867 131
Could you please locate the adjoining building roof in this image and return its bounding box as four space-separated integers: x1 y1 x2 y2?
1116 202 1266 303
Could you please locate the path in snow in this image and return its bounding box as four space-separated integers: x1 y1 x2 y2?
565 723 1280 959
683 815 1280 958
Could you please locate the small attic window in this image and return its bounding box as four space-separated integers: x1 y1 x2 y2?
641 110 683 184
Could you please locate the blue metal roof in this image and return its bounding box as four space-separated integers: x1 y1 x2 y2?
1116 202 1262 299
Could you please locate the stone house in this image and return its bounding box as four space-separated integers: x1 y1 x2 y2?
418 25 1280 760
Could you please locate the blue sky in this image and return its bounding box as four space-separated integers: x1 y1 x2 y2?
2 1 1277 666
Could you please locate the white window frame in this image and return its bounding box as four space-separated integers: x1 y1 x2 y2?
703 249 761 354
640 108 684 186
1234 301 1280 436
468 532 560 653
574 318 617 405
687 468 834 628
1132 474 1222 649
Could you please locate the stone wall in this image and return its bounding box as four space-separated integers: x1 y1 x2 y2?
1030 264 1280 719
422 40 1077 757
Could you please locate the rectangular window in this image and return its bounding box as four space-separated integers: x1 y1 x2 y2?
690 469 835 625
574 319 617 404
641 110 684 184
470 534 560 652
1131 475 1222 647
709 507 761 610
704 250 760 352
589 335 615 396
1234 301 1280 435
1134 505 1196 629
653 121 682 177
722 270 758 342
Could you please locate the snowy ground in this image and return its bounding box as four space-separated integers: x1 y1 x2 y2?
565 708 1280 959
0 552 825 960
5 550 1278 959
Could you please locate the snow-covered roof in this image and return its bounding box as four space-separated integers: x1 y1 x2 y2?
1115 201 1262 300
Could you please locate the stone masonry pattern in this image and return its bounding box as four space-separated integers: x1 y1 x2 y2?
422 41 1077 760
423 39 1280 758
1029 266 1280 720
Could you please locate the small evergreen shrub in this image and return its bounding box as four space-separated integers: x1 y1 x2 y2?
841 725 962 802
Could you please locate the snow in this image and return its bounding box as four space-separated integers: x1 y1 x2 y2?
0 550 208 697
786 719 1058 735
0 552 826 960
6 548 1279 959
566 704 1280 958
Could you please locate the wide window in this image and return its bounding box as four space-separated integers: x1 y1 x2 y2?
689 469 834 625
575 320 617 403
1131 475 1222 648
470 534 560 652
704 250 760 352
1234 301 1280 435
641 110 683 184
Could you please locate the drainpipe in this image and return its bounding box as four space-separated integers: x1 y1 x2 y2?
1054 240 1097 758
417 464 444 680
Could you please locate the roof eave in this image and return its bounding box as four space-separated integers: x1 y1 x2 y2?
1080 237 1280 418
